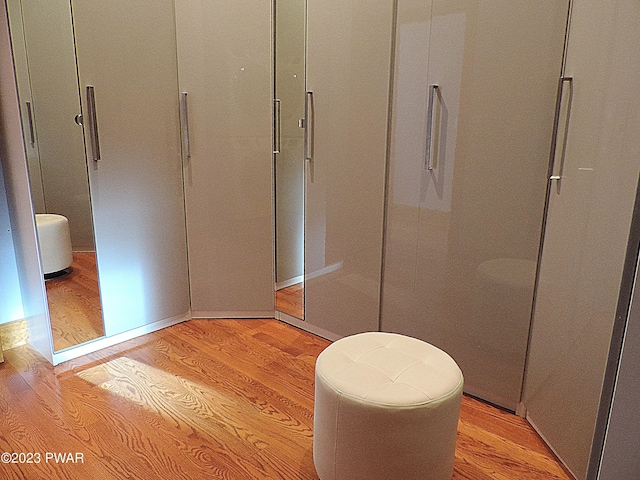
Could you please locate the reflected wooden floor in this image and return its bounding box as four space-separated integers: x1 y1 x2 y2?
276 282 304 319
46 252 104 351
0 319 573 479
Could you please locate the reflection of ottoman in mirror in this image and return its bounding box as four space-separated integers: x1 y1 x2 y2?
35 214 73 277
313 332 464 480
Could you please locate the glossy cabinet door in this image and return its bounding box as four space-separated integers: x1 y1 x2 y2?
523 1 640 477
304 0 393 336
381 0 568 410
175 0 274 316
71 0 190 336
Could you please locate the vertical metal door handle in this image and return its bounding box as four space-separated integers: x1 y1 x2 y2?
549 76 573 184
273 99 281 154
25 101 35 147
304 91 314 162
181 92 191 158
425 84 438 170
85 86 101 161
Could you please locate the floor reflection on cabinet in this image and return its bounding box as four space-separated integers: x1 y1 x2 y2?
46 252 104 351
275 283 304 319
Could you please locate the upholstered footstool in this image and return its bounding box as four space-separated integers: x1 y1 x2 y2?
313 332 463 480
35 213 73 277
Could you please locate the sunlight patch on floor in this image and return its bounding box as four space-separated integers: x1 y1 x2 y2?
77 356 270 449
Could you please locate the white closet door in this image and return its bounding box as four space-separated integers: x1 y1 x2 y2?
175 0 274 316
523 1 640 477
382 0 568 410
304 0 394 336
72 0 190 336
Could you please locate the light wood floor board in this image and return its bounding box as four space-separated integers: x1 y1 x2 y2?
46 252 104 351
0 319 28 351
0 319 573 479
275 283 304 320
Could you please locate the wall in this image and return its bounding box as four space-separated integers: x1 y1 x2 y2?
0 0 52 362
0 158 22 325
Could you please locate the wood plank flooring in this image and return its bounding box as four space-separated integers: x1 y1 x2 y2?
276 283 304 319
46 252 104 351
0 319 573 479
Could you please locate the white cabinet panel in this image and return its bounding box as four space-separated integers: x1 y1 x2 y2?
304 0 394 336
524 1 640 477
175 0 274 316
72 0 190 336
382 0 568 410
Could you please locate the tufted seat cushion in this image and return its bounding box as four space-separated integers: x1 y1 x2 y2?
313 332 463 480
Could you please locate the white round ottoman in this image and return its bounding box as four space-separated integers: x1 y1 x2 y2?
313 332 463 480
35 214 73 276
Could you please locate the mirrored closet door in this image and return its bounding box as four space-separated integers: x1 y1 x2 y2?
7 0 191 355
7 0 104 352
303 0 393 336
274 0 306 321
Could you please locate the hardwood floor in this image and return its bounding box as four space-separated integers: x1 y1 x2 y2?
0 319 573 479
46 252 104 351
275 283 304 319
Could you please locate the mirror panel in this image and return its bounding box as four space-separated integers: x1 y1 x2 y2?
6 0 105 351
274 0 306 320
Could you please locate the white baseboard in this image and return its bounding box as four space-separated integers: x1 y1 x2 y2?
275 275 304 290
305 261 343 281
51 312 190 366
191 310 275 319
275 310 341 342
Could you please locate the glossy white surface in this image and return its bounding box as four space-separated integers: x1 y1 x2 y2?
382 0 568 409
175 0 274 314
304 0 393 336
72 0 190 336
524 1 640 477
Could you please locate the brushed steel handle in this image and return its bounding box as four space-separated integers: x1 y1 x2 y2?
425 84 439 170
549 77 573 186
304 91 314 162
273 99 281 154
85 86 101 161
25 101 35 147
180 92 191 158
